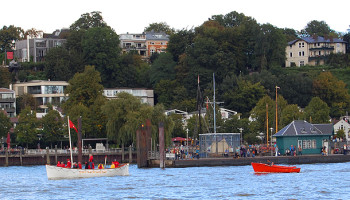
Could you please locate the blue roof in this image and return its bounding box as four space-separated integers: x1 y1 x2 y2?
274 120 333 137
288 36 346 45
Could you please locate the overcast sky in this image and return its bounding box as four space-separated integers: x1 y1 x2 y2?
2 0 349 35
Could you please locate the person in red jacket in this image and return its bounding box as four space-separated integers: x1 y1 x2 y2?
57 161 61 167
66 159 71 168
78 162 82 169
60 162 65 168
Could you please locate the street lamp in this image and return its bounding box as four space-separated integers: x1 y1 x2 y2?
186 128 189 152
270 128 274 156
238 128 243 147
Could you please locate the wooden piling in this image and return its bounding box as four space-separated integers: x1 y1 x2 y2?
159 122 165 169
129 145 132 163
55 145 58 164
5 147 8 167
46 147 50 164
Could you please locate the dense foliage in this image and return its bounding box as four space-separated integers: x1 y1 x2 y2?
1 10 350 146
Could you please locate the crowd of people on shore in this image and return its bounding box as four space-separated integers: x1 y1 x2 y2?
167 145 200 160
56 154 120 169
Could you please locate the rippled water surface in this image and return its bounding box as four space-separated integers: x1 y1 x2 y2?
1 162 350 199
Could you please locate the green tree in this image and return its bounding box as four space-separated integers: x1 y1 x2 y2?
70 11 107 31
144 22 174 35
119 52 150 87
81 26 121 87
44 47 73 81
15 107 38 148
304 97 330 124
150 53 176 86
63 65 107 138
0 111 12 138
313 72 350 118
223 78 265 118
301 20 335 37
16 93 37 114
167 28 195 62
0 67 11 88
102 92 174 146
0 25 24 53
280 104 304 127
41 109 64 146
335 129 345 139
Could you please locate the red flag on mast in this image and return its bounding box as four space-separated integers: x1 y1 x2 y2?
69 120 78 133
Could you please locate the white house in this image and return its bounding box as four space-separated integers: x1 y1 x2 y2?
333 116 350 141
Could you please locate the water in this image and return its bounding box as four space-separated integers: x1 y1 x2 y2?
1 162 350 199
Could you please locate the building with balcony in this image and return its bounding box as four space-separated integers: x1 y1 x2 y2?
0 88 16 117
146 31 169 56
119 33 148 59
103 88 154 106
15 29 68 63
285 36 346 67
10 80 69 109
119 31 169 60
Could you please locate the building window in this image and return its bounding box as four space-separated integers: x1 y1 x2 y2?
302 51 305 56
302 140 317 149
319 51 321 55
300 61 304 66
299 52 301 56
290 52 292 57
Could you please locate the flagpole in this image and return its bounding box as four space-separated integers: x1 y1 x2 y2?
67 116 73 167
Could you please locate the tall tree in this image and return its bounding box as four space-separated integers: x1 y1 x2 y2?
313 72 350 118
81 26 121 87
15 107 38 148
41 109 64 147
144 22 174 35
301 20 335 37
0 67 11 88
63 65 107 138
70 11 107 31
44 47 72 81
150 53 176 86
0 111 12 138
304 97 330 123
0 25 24 53
280 104 304 127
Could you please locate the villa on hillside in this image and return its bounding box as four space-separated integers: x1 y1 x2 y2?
285 36 346 67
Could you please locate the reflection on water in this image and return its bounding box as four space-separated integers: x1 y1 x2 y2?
1 162 350 199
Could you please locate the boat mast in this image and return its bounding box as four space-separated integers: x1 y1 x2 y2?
67 116 73 167
213 73 218 155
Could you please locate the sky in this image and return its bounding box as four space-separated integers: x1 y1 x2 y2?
2 0 349 35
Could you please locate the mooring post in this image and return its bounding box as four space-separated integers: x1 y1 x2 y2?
20 149 23 166
5 147 8 167
46 147 50 164
55 145 58 164
129 145 132 163
122 143 125 162
159 122 165 169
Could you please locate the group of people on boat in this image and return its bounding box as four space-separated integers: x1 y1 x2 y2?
56 154 120 169
57 159 82 169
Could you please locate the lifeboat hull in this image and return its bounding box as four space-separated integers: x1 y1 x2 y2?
251 162 300 173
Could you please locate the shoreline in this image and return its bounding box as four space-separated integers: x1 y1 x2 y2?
148 154 350 168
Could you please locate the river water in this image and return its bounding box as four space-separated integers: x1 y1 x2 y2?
1 162 349 199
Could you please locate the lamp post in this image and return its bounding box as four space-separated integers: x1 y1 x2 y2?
270 128 274 156
238 128 243 147
186 128 189 152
